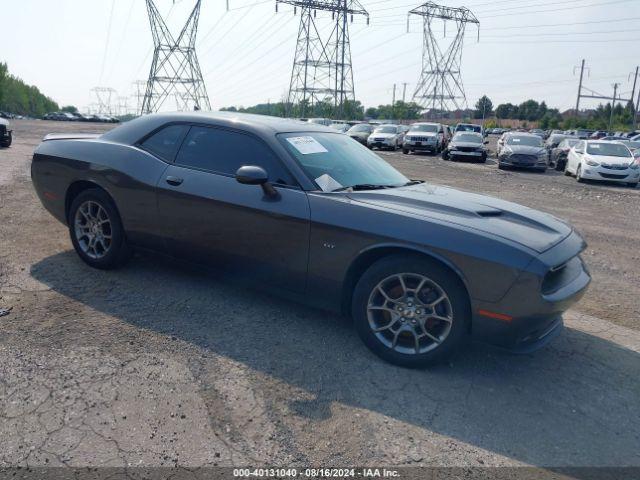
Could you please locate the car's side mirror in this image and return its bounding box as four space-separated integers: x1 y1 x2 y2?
236 165 277 196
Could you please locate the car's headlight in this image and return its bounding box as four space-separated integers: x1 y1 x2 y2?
502 147 512 155
629 161 639 170
585 159 600 167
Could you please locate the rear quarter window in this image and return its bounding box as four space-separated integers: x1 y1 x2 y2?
140 125 189 162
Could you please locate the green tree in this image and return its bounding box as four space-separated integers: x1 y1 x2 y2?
474 95 493 119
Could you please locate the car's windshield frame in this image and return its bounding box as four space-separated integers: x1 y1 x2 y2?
277 131 410 192
506 135 543 147
408 124 439 133
587 142 632 158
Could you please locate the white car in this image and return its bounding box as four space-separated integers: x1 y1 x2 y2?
565 140 640 187
367 125 404 151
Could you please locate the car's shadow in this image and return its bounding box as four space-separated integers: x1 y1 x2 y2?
31 251 640 468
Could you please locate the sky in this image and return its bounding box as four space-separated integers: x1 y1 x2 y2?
1 0 639 114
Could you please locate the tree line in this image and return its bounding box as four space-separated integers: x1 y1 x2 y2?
0 63 59 117
475 95 637 131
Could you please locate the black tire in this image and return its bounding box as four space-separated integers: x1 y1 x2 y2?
555 160 564 171
480 153 487 163
441 151 449 160
352 254 469 368
498 163 506 170
402 148 409 155
68 188 131 270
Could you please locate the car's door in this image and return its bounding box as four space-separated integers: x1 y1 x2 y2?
155 125 311 293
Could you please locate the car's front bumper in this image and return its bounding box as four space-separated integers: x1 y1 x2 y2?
449 149 485 160
471 231 591 352
368 140 395 149
0 129 11 144
499 155 547 169
404 140 438 151
580 165 639 183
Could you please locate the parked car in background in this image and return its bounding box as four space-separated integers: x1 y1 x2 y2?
402 122 445 154
0 117 12 147
442 131 488 162
601 136 627 142
347 123 374 145
31 111 591 366
575 129 594 139
551 138 581 171
590 130 608 139
530 129 546 139
307 118 333 127
564 140 640 188
545 133 569 152
454 123 483 136
497 133 548 171
367 124 404 151
565 140 639 187
330 123 350 133
616 140 640 155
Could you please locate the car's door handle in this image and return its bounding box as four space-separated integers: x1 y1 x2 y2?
166 176 184 186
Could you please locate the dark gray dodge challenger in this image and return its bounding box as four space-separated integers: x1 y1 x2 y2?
31 112 591 367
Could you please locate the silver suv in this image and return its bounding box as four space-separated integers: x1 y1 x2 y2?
403 123 446 154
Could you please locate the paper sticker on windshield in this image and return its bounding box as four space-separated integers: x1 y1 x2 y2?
287 136 328 155
315 174 343 192
512 138 521 142
591 144 601 149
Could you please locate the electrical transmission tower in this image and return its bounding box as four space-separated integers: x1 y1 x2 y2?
276 0 369 119
91 87 118 116
141 0 211 114
408 2 479 118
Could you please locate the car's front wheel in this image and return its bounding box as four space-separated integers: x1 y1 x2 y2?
352 255 469 368
68 189 131 270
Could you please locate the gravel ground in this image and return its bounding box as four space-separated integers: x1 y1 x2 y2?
0 120 639 471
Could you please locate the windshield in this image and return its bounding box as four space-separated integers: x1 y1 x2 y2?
348 124 372 133
374 126 397 134
587 143 631 157
507 136 543 147
409 124 438 133
278 132 409 192
456 124 481 133
454 133 481 143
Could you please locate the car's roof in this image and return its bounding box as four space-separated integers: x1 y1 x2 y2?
506 132 539 137
411 122 440 126
101 111 334 145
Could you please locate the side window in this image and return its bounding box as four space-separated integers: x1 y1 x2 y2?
141 125 189 162
175 126 295 186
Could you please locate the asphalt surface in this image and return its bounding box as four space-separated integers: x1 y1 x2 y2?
0 120 639 472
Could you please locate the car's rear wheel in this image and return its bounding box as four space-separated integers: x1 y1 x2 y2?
68 189 131 270
402 148 409 155
352 255 468 368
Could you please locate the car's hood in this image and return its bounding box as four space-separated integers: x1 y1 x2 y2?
347 183 572 253
451 141 482 149
504 144 545 155
407 132 437 138
371 132 397 139
587 154 634 166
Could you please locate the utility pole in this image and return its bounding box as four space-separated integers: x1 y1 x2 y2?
142 0 210 114
609 83 619 132
277 0 369 119
392 83 397 120
629 66 639 129
574 59 586 118
402 82 409 103
409 2 480 115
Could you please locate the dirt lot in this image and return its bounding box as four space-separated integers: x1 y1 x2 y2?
0 119 639 471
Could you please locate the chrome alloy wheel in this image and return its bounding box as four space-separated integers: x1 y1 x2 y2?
74 201 113 259
367 273 453 355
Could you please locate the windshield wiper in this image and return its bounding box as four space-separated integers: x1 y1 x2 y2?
403 180 424 186
331 184 394 192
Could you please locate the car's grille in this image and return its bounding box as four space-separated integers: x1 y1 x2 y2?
373 138 385 142
601 164 627 170
509 154 537 163
409 136 434 142
599 172 628 179
457 146 479 152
